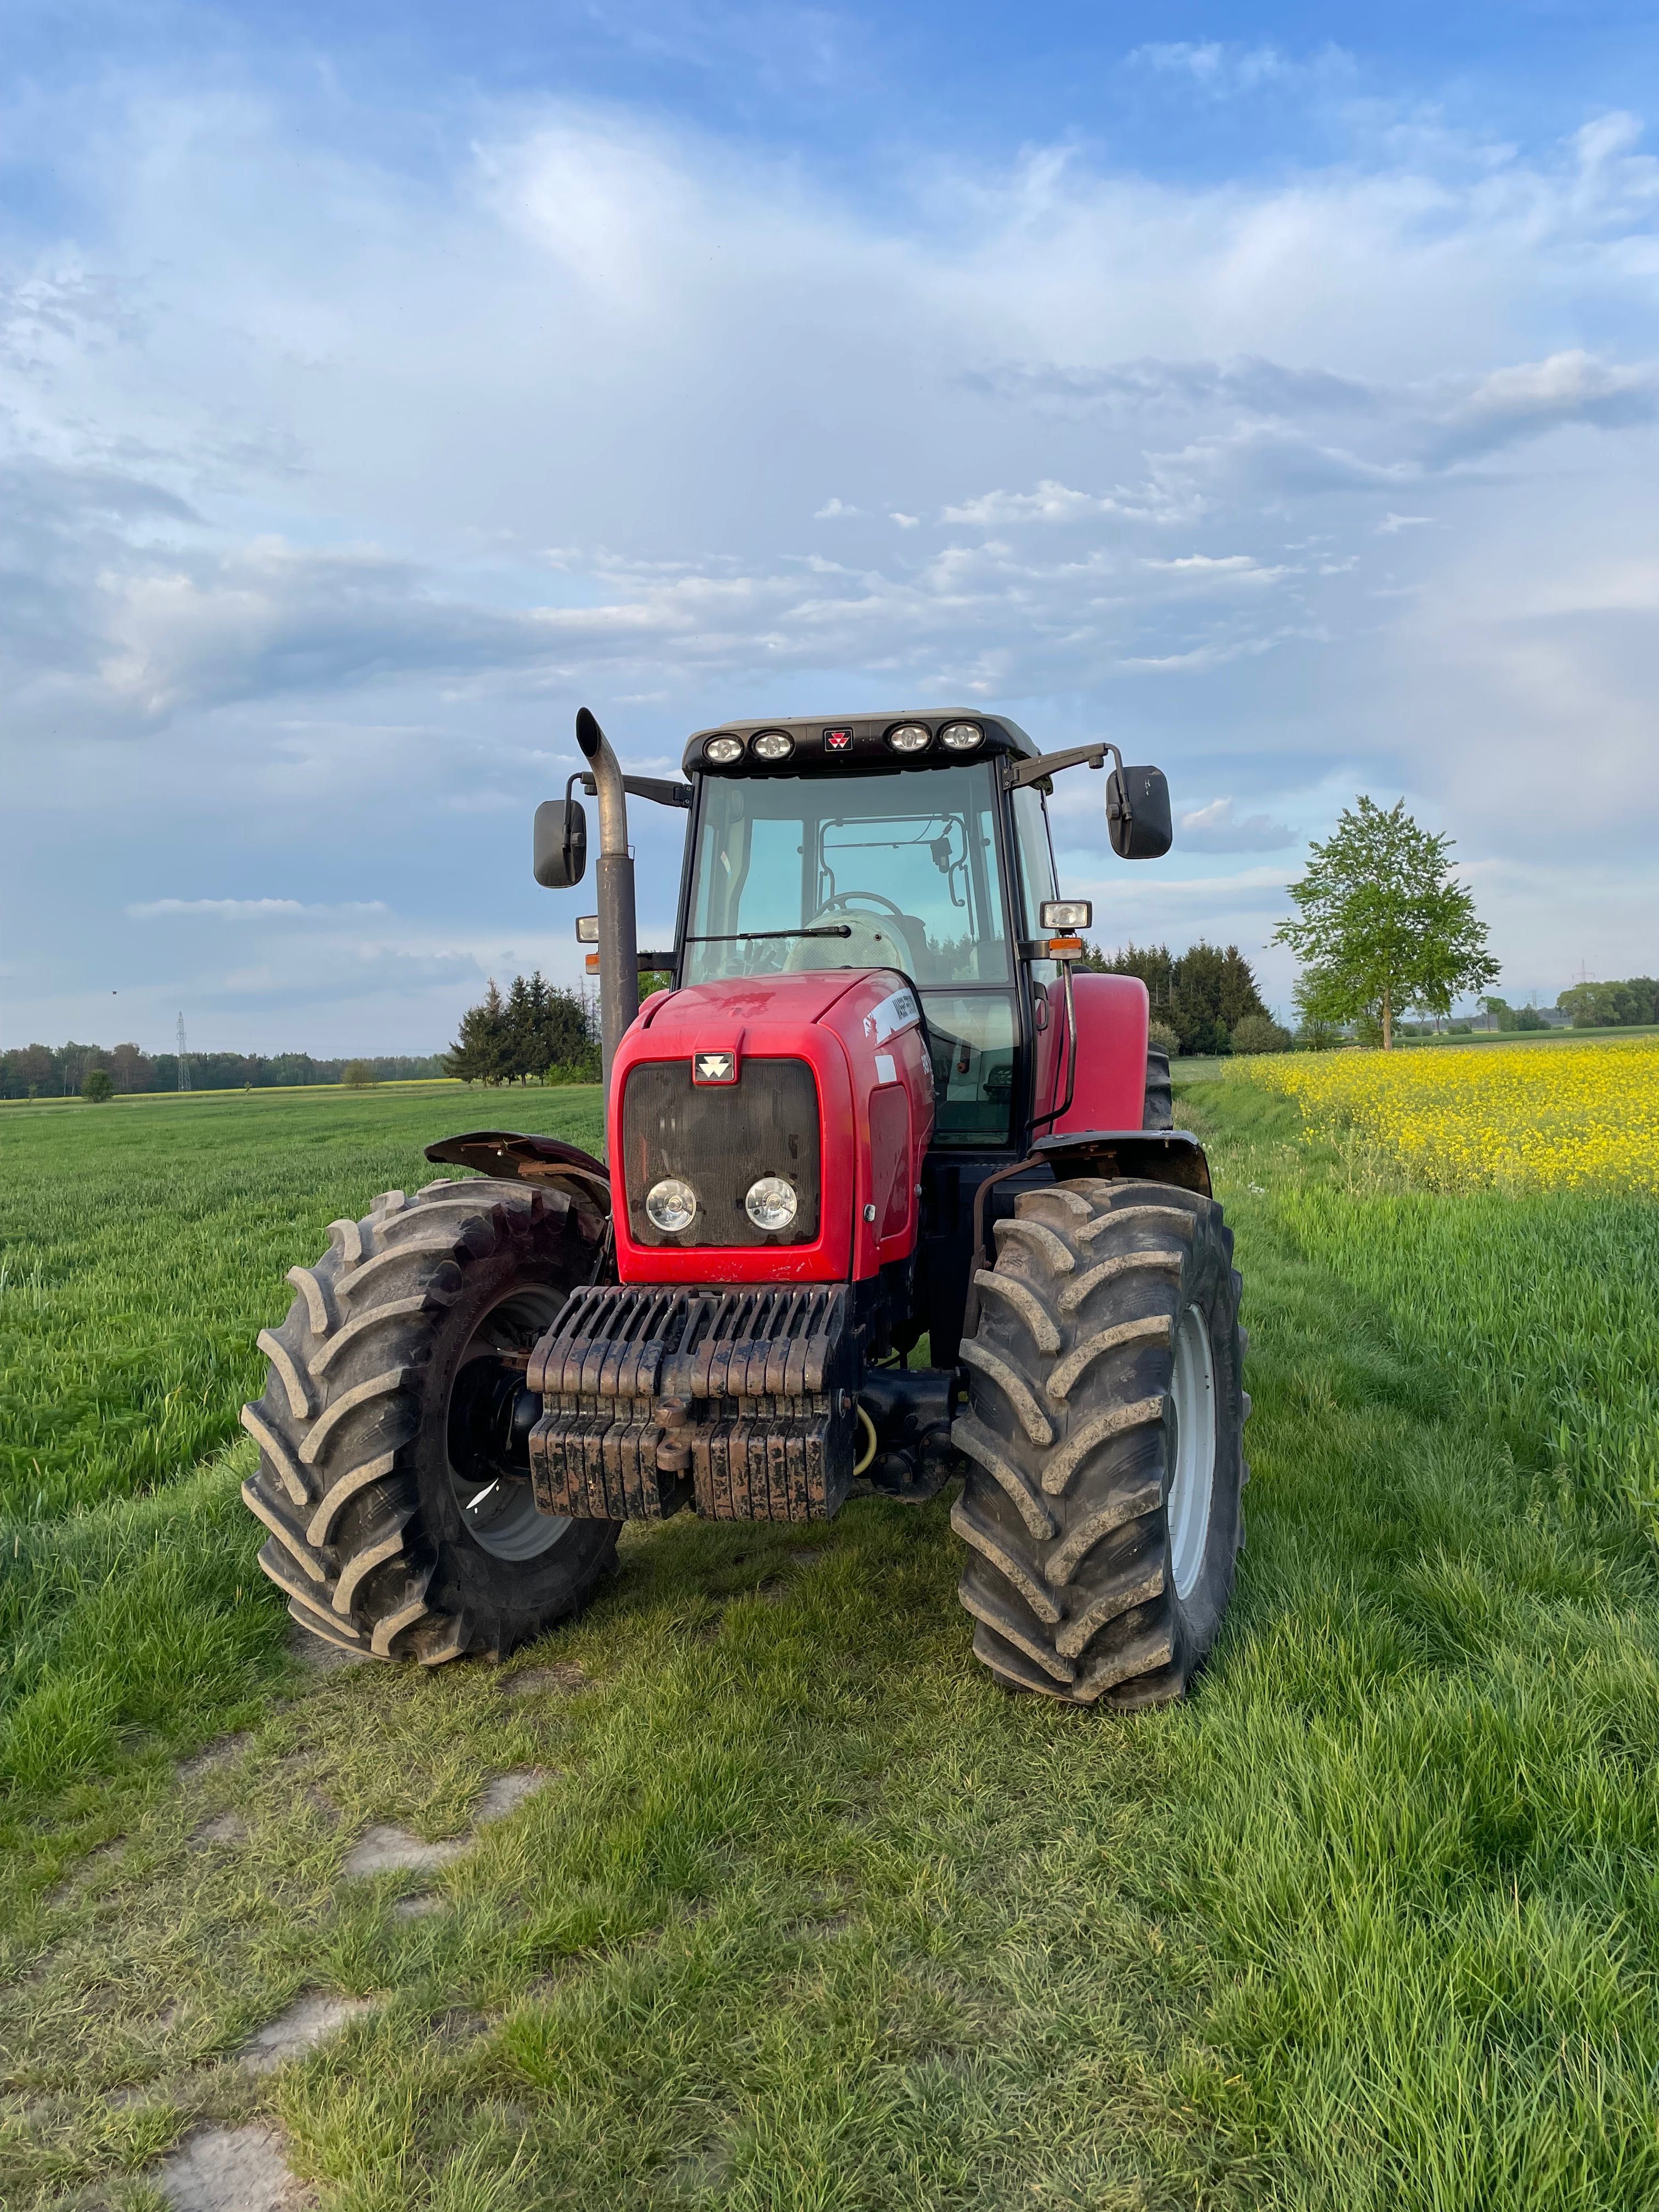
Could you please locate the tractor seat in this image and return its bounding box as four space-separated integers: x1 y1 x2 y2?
783 908 929 979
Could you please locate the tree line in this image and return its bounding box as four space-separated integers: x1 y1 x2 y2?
1554 977 1658 1029
1478 998 1551 1034
0 1043 448 1101
1079 940 1289 1055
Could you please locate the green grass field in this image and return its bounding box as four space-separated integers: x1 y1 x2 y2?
3 1073 1658 2209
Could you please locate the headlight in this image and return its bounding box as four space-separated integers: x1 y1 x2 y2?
939 720 983 751
887 723 932 754
704 734 744 765
645 1177 697 1232
1039 899 1093 931
751 729 794 762
744 1176 798 1231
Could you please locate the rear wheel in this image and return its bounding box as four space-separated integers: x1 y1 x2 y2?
241 1179 619 1663
953 1176 1246 1708
1143 1047 1173 1130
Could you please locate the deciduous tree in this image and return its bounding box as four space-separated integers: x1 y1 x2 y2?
110 1042 153 1093
1556 978 1658 1029
1273 797 1497 1051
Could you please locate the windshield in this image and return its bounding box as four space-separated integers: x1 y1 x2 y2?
683 764 1011 986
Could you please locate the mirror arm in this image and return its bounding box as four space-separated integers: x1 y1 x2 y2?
1002 742 1121 792
580 772 692 811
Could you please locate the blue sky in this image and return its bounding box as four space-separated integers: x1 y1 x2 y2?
5 2 1659 1051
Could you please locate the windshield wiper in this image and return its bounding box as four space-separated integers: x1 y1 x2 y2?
681 925 853 945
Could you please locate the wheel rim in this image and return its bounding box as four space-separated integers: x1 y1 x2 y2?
446 1286 573 1562
1167 1304 1217 1601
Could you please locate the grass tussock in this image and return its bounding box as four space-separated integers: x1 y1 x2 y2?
2 1076 1657 2206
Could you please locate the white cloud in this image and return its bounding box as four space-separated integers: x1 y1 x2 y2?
890 511 921 528
1138 553 1290 585
1124 37 1361 105
940 480 1128 526
127 898 390 920
1127 41 1308 94
1424 349 1659 464
1117 623 1322 673
814 497 860 518
1177 797 1297 851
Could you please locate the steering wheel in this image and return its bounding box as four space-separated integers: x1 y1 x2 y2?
818 891 906 918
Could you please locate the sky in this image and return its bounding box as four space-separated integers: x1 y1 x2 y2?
4 1 1658 1053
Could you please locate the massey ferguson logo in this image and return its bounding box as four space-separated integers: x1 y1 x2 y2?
693 1051 737 1084
823 727 853 752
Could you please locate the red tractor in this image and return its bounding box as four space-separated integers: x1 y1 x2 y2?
242 709 1246 1707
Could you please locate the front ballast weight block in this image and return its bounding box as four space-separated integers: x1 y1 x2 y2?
527 1283 859 1525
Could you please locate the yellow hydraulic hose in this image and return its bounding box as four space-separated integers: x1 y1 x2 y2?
853 1405 878 1476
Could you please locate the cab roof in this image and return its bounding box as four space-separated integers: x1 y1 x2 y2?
681 711 1036 778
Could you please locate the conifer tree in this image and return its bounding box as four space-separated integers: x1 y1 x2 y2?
504 974 535 1083
1079 938 1270 1054
444 978 512 1084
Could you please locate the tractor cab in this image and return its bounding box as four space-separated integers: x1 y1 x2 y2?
679 720 1042 1152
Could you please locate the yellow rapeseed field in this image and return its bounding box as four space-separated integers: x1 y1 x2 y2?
1244 1035 1659 1195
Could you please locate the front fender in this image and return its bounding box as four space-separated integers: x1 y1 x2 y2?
1031 1128 1212 1198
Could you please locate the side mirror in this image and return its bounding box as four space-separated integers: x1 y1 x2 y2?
533 796 588 888
1105 764 1172 860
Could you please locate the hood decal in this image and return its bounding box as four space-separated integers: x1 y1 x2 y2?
863 987 920 1045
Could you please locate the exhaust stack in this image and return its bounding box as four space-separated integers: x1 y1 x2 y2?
574 707 640 1090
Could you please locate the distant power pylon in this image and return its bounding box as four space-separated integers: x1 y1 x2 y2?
177 1012 191 1093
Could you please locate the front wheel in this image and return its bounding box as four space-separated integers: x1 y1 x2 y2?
241 1179 619 1663
953 1176 1247 1708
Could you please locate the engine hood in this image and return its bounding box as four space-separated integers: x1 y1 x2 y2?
608 964 934 1286
636 968 877 1041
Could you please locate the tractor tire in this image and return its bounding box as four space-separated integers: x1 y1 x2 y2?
953 1176 1246 1709
1143 1047 1173 1130
240 1178 619 1665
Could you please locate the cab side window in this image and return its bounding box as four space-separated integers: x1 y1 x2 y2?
1011 785 1060 986
1011 785 1059 923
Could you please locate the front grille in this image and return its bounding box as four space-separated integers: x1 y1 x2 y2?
622 1057 820 1246
527 1282 856 1521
